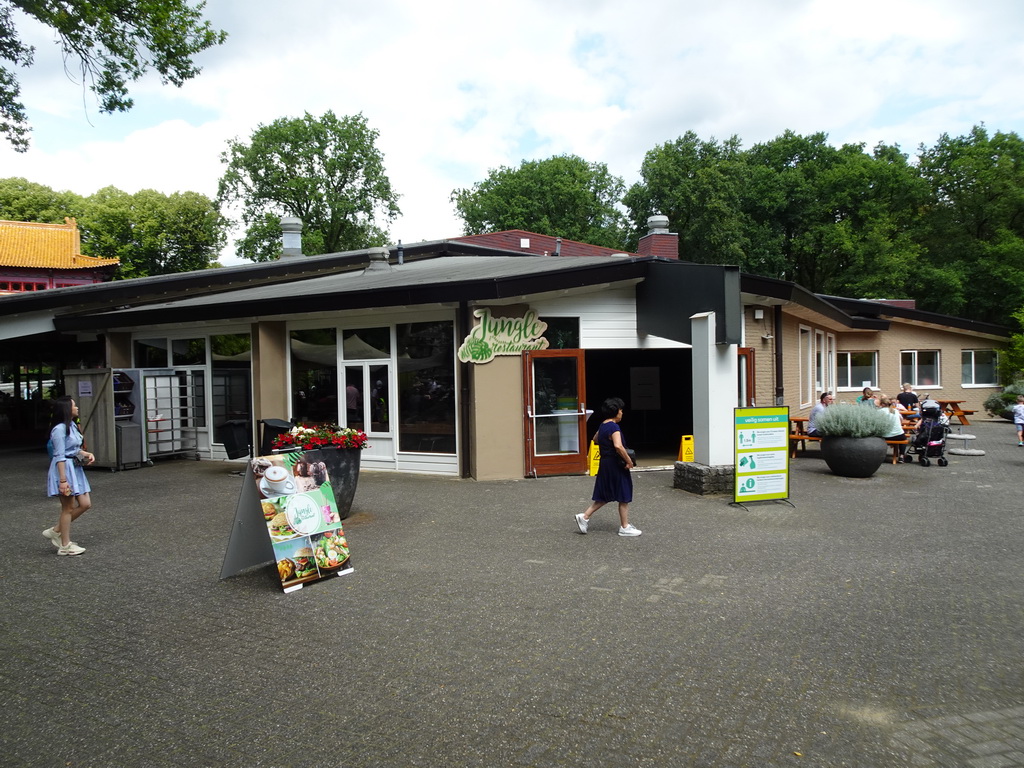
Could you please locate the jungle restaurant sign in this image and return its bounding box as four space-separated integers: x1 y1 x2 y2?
457 308 549 363
733 406 790 504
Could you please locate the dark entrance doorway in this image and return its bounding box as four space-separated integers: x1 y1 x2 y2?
583 349 692 459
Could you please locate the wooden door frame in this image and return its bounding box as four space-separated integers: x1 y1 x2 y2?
522 349 588 477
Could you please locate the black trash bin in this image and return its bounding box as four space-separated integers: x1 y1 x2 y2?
219 419 251 460
259 418 293 455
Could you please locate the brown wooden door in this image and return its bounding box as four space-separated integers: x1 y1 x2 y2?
523 349 587 477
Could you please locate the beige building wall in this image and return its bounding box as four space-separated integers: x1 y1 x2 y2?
743 307 1004 419
744 309 779 407
836 320 1002 410
467 354 526 480
252 321 289 426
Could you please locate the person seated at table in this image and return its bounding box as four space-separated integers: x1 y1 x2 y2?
878 397 908 462
807 391 834 436
896 383 920 417
857 386 878 406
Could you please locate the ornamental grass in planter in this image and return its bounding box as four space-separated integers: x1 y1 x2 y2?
812 404 892 477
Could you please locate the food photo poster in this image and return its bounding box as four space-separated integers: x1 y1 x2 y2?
251 451 353 592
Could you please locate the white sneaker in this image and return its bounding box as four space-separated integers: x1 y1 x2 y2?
57 542 85 556
618 524 642 537
42 527 62 548
575 513 588 534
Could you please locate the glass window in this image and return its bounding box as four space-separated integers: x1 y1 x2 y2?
837 352 877 389
134 338 168 368
531 356 580 454
901 350 940 387
962 350 998 386
172 338 206 366
368 364 389 433
814 331 824 392
397 321 455 453
290 328 337 425
539 317 580 349
342 327 390 359
799 327 812 405
211 333 252 445
344 365 365 431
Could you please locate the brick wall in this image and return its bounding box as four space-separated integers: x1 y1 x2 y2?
743 307 1004 417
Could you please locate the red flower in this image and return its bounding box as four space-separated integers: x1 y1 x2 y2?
271 423 370 451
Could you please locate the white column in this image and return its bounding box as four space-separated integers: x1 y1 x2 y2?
691 311 738 466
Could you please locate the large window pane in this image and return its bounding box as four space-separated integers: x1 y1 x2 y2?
211 333 252 445
172 338 206 366
963 350 997 385
343 327 390 359
344 365 364 431
917 351 939 386
799 328 812 405
532 356 580 454
900 352 914 385
135 338 168 368
369 364 389 433
849 352 875 388
397 321 455 453
540 317 580 349
290 328 337 424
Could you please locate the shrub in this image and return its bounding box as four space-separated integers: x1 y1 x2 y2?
813 403 893 438
983 381 1024 420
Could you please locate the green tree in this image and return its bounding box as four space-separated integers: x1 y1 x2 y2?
0 0 226 151
217 111 401 262
916 125 1024 323
0 176 85 221
739 131 937 299
624 132 750 265
451 154 628 249
80 186 227 278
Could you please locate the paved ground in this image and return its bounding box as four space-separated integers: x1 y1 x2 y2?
2 420 1023 768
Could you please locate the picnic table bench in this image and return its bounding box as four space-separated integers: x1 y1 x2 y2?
789 416 909 463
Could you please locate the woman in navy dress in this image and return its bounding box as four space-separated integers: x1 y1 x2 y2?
42 396 95 556
575 397 642 537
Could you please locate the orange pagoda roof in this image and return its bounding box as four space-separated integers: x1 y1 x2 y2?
0 218 119 270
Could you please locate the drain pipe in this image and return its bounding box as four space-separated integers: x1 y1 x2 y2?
774 304 784 406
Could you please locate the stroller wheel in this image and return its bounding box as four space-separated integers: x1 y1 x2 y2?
917 454 926 464
921 457 931 467
937 457 948 467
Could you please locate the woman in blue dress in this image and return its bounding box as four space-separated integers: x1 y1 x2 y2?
575 397 642 537
42 396 95 556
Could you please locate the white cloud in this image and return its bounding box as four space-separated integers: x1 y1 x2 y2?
2 0 1022 264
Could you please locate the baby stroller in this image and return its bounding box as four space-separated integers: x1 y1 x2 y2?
910 399 949 467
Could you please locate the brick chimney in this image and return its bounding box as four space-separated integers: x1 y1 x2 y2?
636 214 678 260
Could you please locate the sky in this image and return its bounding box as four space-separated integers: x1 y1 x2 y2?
2 0 1022 265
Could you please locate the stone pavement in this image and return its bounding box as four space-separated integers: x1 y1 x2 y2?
2 420 1022 767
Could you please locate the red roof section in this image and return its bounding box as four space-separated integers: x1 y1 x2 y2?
451 230 635 259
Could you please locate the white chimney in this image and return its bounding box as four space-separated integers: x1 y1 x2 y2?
281 217 303 258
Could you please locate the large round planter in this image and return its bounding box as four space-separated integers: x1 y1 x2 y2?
315 447 362 519
820 435 887 478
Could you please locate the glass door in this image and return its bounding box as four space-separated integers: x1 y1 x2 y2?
343 363 391 435
523 349 587 477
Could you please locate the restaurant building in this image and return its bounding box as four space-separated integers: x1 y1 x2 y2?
0 217 1010 486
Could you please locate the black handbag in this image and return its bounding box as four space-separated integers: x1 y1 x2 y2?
619 448 637 468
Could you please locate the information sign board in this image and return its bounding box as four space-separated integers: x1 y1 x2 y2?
734 407 790 503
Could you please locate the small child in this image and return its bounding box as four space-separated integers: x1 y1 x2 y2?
1014 395 1024 447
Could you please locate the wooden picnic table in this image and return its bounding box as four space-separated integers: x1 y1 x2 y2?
932 399 973 426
